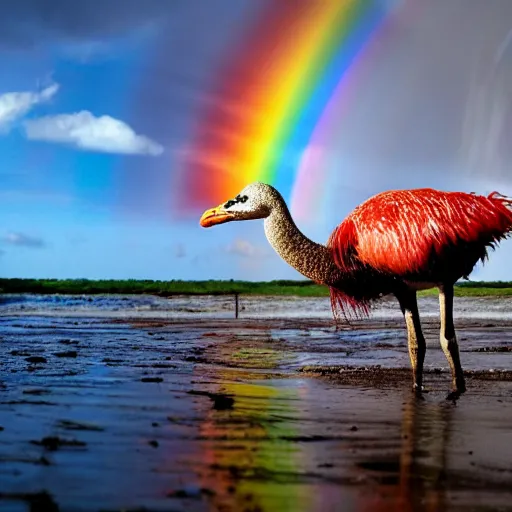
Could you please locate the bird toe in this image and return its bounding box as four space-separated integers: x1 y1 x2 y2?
412 383 425 398
445 390 462 401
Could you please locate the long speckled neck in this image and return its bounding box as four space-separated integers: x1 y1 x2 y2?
263 197 340 285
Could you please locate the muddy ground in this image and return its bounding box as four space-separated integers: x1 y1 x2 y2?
0 296 512 511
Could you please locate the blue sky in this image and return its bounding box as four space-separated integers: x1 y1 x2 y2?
1 0 512 282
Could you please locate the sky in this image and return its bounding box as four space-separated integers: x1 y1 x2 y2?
1 0 512 282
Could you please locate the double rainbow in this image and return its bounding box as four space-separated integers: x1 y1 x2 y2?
181 0 401 217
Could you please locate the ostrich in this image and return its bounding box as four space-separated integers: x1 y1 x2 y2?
199 182 512 397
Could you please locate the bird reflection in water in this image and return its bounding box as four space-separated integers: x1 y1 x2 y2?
361 396 454 512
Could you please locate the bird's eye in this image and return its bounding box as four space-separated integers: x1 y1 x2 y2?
240 195 248 203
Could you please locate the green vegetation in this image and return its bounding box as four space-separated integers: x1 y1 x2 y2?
0 278 512 297
0 279 512 297
0 278 328 297
418 286 512 298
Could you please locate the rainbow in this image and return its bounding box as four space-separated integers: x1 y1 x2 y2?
179 0 402 216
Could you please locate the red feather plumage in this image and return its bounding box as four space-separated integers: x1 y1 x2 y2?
326 189 512 320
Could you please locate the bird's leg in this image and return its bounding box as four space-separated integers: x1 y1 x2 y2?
397 290 426 394
439 284 466 398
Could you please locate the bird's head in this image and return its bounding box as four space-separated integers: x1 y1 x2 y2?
199 182 278 228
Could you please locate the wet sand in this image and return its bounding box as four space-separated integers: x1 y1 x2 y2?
1 296 512 511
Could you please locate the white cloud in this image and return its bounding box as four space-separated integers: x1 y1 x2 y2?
3 232 45 248
0 83 59 132
226 238 269 259
24 110 164 156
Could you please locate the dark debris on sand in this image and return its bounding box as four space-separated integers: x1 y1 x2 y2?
30 436 87 451
0 490 59 511
187 390 235 410
23 389 51 396
140 377 164 383
24 356 47 364
56 419 104 431
167 487 216 500
58 339 79 345
53 351 78 358
2 399 57 406
11 350 32 357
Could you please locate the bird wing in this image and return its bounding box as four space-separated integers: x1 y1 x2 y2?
328 189 512 276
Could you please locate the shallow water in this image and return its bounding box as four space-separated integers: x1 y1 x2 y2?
3 292 512 320
1 295 512 511
2 295 512 375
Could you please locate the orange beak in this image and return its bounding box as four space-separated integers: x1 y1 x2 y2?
199 204 235 228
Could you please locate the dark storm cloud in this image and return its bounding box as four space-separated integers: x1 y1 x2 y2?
0 0 179 47
116 0 266 215
325 0 512 182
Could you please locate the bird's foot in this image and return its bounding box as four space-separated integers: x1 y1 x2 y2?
412 383 425 399
446 376 466 401
446 383 466 401
445 390 461 401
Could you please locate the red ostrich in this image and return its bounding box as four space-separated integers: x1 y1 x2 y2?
200 183 512 397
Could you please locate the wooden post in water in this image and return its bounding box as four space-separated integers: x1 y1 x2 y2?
234 293 239 319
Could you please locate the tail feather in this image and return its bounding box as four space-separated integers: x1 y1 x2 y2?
488 191 512 210
329 286 371 324
327 218 373 323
